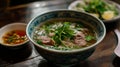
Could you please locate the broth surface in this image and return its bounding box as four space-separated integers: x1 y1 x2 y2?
32 21 97 50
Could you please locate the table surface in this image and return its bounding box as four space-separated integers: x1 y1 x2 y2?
0 0 120 67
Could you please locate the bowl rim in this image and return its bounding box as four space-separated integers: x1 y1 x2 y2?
26 9 106 53
68 0 120 23
0 22 29 47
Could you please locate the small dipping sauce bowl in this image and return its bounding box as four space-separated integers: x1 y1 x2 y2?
0 23 29 50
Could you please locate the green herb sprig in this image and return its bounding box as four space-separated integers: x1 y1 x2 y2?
53 22 75 46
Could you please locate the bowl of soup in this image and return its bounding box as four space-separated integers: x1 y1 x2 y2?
0 23 29 49
68 0 120 23
26 10 106 67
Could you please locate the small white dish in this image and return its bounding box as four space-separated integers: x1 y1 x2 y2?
0 23 29 49
114 29 120 57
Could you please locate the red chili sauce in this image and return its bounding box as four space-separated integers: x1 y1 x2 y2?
2 30 28 45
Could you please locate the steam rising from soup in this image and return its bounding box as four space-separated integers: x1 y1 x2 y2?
32 21 97 50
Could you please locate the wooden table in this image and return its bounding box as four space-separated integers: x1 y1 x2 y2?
0 0 120 67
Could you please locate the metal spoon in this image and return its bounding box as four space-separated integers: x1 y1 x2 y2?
114 29 120 57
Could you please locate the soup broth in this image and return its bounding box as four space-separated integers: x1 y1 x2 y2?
32 21 97 50
2 30 28 45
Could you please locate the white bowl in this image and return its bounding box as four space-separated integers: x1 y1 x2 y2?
0 23 29 49
68 0 120 23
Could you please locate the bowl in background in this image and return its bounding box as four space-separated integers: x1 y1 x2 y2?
0 23 29 50
26 10 106 67
68 0 120 23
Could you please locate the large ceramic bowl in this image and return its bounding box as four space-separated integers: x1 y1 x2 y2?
68 0 120 23
26 10 106 67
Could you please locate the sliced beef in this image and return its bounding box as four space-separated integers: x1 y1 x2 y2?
74 32 87 46
38 36 54 45
80 28 89 35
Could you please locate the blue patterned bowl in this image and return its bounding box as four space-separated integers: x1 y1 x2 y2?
26 10 106 67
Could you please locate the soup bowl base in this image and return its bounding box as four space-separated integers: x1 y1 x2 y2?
35 45 95 67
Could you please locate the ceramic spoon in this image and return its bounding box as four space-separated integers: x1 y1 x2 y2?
114 29 120 57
